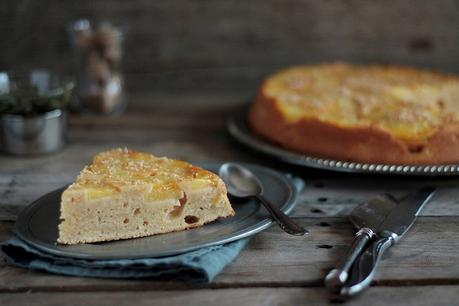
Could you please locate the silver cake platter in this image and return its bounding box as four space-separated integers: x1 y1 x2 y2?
228 112 459 176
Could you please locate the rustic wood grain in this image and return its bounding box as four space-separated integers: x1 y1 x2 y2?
4 173 459 218
1 94 459 218
1 93 459 305
1 1 459 93
2 286 459 306
1 216 458 291
296 179 459 218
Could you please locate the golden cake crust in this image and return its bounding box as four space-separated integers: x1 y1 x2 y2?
249 63 459 165
66 148 221 201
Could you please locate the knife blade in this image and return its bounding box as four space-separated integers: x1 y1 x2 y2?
325 194 399 292
349 194 399 231
340 186 436 296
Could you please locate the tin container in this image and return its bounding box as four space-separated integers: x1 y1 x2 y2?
0 70 72 155
1 109 66 155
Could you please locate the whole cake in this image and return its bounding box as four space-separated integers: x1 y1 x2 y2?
58 149 235 244
249 63 459 165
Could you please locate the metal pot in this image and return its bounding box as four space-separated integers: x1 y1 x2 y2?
0 109 67 155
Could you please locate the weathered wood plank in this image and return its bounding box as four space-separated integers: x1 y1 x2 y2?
296 178 459 217
0 217 458 290
0 91 458 304
1 94 459 218
1 1 459 92
2 171 459 218
2 172 459 219
2 167 459 218
1 286 459 306
218 217 459 284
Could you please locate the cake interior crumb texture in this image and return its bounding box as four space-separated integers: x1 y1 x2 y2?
58 148 235 245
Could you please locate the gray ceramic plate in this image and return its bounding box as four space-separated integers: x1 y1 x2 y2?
15 163 298 260
228 113 459 176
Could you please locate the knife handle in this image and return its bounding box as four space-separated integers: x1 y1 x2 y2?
340 231 396 296
325 227 374 292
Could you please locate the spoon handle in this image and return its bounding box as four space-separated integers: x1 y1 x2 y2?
256 195 307 235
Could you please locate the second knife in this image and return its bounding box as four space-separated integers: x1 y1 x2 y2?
325 193 399 291
341 187 435 296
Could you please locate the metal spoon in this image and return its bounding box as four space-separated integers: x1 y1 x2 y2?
219 162 307 236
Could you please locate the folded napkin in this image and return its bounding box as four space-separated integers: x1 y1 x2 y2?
0 175 303 282
0 237 249 282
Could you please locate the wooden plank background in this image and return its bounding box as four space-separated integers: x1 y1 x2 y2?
1 94 459 305
2 287 459 306
1 0 459 93
1 2 459 304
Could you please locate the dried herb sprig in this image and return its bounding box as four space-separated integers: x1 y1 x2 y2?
0 83 73 116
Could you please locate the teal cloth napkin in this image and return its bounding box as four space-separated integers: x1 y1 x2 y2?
0 237 249 282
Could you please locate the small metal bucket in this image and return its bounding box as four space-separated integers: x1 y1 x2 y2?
0 109 67 155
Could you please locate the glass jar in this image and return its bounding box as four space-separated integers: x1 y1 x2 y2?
68 20 126 115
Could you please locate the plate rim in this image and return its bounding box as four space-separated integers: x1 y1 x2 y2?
15 162 298 259
228 112 459 176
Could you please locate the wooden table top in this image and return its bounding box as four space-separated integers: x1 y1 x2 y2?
1 93 458 306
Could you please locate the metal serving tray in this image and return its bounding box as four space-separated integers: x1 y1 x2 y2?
228 113 459 176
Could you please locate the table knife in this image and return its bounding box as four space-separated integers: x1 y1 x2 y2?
340 187 435 296
325 193 399 292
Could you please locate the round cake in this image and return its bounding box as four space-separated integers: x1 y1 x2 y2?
249 63 459 165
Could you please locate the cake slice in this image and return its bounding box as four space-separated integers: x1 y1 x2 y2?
58 148 235 245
